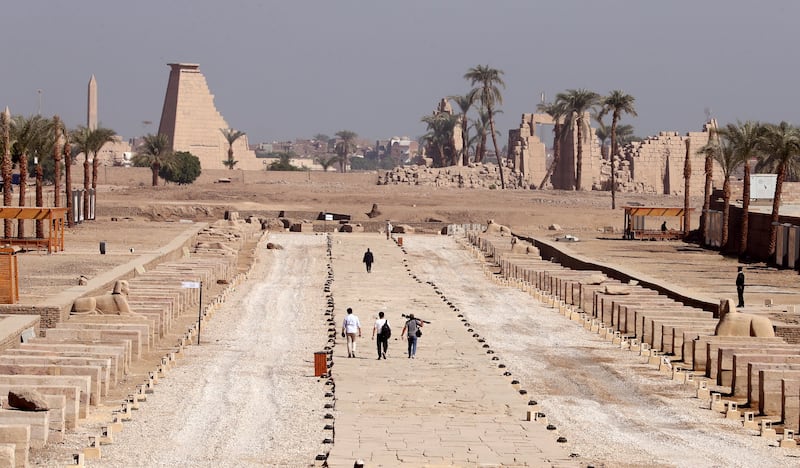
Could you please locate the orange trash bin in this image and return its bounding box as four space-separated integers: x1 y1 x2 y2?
397 237 403 246
314 351 327 377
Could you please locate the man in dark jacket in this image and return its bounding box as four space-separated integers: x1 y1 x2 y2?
362 248 374 273
736 266 745 307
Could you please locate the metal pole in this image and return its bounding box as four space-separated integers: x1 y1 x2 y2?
197 281 203 345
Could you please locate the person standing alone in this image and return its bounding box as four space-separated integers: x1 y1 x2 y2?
342 308 362 358
400 314 423 359
372 311 389 359
362 248 374 273
736 266 745 308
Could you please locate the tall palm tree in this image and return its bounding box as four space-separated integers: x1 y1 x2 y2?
599 90 637 208
421 112 459 167
593 115 610 160
88 127 117 192
72 127 93 219
698 121 719 245
71 126 115 222
698 136 742 250
557 88 601 190
133 133 172 186
716 121 764 257
683 139 692 236
536 100 567 189
756 121 800 258
334 130 357 173
449 91 477 165
64 135 75 227
52 116 63 209
470 108 492 163
464 65 506 189
1 108 12 239
220 128 245 170
10 114 48 237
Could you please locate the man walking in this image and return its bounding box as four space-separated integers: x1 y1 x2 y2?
400 313 423 359
736 266 745 308
362 248 374 273
342 307 362 358
372 311 389 359
386 220 393 240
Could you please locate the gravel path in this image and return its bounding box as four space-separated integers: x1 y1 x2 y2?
404 235 799 467
96 234 329 467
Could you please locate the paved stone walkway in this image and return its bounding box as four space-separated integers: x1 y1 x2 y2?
325 233 577 467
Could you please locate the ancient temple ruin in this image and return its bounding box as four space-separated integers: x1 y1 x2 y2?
507 113 722 194
158 63 258 170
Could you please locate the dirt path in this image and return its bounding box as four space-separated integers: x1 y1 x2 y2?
404 235 798 467
96 234 329 467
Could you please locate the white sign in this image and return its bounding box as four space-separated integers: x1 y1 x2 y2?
181 281 201 289
750 174 777 200
324 214 333 221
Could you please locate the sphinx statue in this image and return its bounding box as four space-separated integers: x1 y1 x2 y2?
72 280 135 315
714 298 774 337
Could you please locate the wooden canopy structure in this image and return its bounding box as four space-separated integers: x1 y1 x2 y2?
0 207 67 253
623 206 693 240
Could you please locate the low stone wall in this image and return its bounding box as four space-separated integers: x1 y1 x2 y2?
379 163 530 189
775 325 800 344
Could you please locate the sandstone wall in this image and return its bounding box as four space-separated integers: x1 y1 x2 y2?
379 163 527 189
617 121 723 195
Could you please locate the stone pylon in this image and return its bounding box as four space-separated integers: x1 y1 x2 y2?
87 75 97 130
157 63 257 170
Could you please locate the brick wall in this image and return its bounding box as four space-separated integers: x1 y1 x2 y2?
776 325 800 344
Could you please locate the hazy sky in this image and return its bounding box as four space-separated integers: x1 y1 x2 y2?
3 1 799 145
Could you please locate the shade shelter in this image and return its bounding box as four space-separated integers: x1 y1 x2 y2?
623 206 692 240
0 207 68 253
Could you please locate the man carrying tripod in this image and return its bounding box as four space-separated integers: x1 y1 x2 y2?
400 313 424 359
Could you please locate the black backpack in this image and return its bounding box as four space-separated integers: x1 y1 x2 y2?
380 320 391 339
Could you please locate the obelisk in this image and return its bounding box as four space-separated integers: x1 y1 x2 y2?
87 75 97 130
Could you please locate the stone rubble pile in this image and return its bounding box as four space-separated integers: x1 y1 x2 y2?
378 163 531 190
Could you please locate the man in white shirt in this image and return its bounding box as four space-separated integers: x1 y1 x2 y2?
342 307 362 358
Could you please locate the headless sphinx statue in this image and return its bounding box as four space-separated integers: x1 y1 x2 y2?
72 280 135 315
714 298 774 337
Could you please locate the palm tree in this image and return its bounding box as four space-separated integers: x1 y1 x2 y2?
314 155 337 172
89 127 116 191
69 127 93 220
334 130 357 173
421 112 459 167
71 126 115 221
10 114 48 237
557 88 601 190
1 108 11 239
599 90 637 208
683 138 692 237
536 100 567 189
133 133 172 186
51 116 63 209
755 121 800 258
470 108 492 163
63 135 73 227
449 91 477 165
220 128 245 170
698 121 718 245
716 121 764 257
464 65 506 189
593 115 610 160
698 136 742 250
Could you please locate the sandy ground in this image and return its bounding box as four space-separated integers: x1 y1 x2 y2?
57 232 800 467
11 167 800 466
